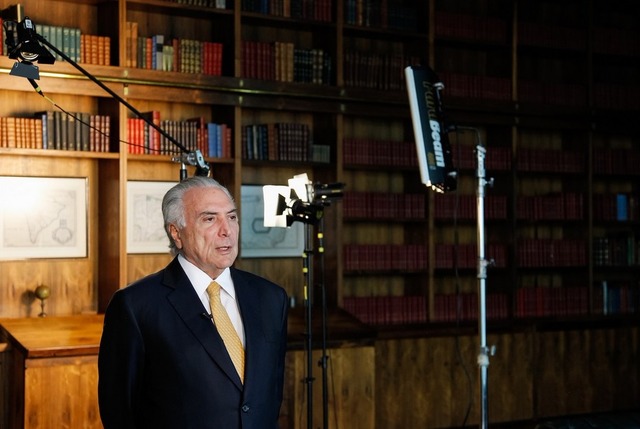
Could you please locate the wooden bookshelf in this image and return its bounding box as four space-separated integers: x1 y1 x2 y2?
0 0 639 427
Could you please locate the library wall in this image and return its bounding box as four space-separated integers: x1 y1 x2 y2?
0 0 639 428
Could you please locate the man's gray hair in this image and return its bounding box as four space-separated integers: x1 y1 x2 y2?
162 176 235 256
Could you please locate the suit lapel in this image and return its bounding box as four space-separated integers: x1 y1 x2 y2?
163 258 243 390
232 269 263 389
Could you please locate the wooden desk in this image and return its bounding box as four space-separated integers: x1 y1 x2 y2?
0 310 376 429
0 315 104 429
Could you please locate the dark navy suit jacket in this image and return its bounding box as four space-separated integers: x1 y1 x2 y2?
98 257 288 429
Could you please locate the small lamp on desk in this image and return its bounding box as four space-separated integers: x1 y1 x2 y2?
34 285 50 317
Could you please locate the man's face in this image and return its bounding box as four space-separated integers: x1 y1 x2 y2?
170 186 239 279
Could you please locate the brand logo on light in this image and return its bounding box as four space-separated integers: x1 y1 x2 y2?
423 81 446 169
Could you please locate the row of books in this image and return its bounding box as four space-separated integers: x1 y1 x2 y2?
0 18 7 56
127 115 232 158
519 22 587 51
594 84 640 111
595 281 639 315
520 22 640 56
345 283 639 325
80 34 112 66
342 192 426 220
241 122 312 162
434 243 507 270
242 0 332 22
125 23 223 75
0 112 111 152
519 80 588 108
451 145 512 172
434 12 509 44
424 73 632 109
343 242 508 272
140 37 222 75
517 148 585 173
241 41 332 84
437 72 511 102
516 193 585 221
454 146 638 177
593 193 639 222
0 117 42 149
344 50 420 91
344 244 428 272
515 286 589 318
344 0 418 32
432 292 509 322
516 239 587 267
163 0 227 8
593 235 640 267
433 194 508 220
0 19 110 66
343 138 417 167
343 295 427 325
593 149 640 175
594 28 640 57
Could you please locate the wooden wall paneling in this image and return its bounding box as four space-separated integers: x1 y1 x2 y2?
533 330 567 418
375 337 455 428
97 156 124 312
0 343 11 429
284 346 375 429
0 155 101 317
487 331 534 423
24 356 101 429
584 327 640 413
611 327 640 408
533 326 640 420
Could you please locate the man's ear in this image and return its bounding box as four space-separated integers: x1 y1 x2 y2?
169 224 182 249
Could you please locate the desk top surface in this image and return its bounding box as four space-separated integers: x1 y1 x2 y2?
0 308 375 358
0 314 104 358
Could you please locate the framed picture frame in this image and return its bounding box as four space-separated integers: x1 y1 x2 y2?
0 176 88 260
240 185 305 258
126 180 175 254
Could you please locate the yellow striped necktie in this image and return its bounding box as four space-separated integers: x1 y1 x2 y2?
207 281 244 383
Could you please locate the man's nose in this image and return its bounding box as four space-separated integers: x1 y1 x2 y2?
218 218 230 236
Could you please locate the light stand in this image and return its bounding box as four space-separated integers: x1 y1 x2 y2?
263 175 343 429
316 217 329 429
470 129 495 429
301 219 315 429
4 15 210 178
405 65 496 429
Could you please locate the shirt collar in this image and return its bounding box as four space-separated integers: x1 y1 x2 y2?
177 254 235 300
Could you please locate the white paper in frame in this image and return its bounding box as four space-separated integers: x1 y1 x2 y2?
0 176 88 260
240 185 305 258
126 180 175 254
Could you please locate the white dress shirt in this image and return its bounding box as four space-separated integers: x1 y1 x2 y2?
177 254 245 347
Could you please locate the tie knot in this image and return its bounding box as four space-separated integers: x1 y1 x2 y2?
207 281 221 299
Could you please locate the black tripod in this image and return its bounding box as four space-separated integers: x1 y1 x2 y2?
301 216 330 429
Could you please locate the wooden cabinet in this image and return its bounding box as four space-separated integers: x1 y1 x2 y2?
0 315 104 429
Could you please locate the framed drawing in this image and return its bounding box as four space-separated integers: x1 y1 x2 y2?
240 185 305 258
0 176 88 260
126 180 175 254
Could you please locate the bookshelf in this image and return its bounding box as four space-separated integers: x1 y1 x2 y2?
1 0 638 324
1 0 639 427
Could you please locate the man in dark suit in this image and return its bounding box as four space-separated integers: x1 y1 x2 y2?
98 176 288 429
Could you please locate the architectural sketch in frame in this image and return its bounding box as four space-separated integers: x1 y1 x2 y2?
0 176 88 260
127 181 175 254
240 185 305 258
